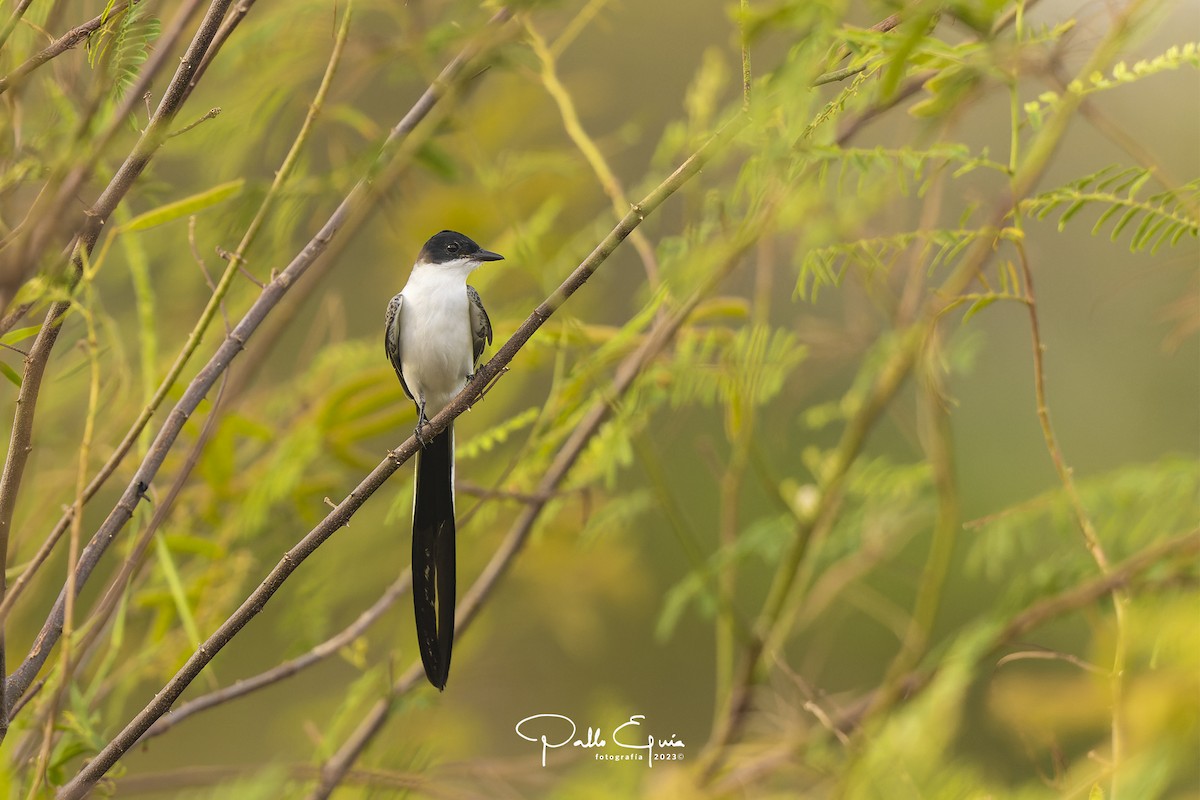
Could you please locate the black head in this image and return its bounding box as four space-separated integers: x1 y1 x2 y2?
417 230 504 265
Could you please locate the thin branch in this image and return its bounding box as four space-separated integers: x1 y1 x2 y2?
733 531 1200 779
812 7 907 86
829 529 1200 736
141 573 410 741
995 648 1110 676
995 529 1199 644
78 376 229 685
181 0 262 108
166 107 222 140
27 298 101 793
1015 233 1129 793
859 345 961 724
739 0 752 107
0 303 65 737
0 0 42 57
524 19 661 288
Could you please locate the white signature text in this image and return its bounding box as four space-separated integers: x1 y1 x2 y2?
514 713 685 767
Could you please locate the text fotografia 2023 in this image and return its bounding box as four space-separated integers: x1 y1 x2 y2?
514 713 686 767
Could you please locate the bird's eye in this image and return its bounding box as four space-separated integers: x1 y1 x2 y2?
446 242 460 254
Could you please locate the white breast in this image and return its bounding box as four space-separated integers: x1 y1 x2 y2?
399 262 475 412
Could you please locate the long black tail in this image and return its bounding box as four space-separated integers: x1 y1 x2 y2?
412 423 456 690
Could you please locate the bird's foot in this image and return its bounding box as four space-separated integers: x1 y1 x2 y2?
414 420 431 448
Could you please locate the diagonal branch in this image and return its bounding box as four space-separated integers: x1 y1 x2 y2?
140 573 411 741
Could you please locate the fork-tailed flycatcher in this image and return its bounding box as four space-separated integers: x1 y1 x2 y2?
384 230 502 690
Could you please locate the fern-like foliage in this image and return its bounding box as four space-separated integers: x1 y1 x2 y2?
1022 167 1200 253
112 6 160 100
668 324 806 438
966 457 1200 610
458 407 541 461
87 2 160 103
806 143 1006 197
797 227 1022 300
1024 42 1199 129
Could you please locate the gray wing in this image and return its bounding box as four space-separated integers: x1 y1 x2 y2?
384 292 413 400
467 285 492 366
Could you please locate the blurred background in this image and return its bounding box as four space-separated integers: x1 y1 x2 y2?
0 0 1196 797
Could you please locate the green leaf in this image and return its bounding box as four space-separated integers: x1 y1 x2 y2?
117 179 245 233
154 533 205 651
0 362 21 387
0 325 41 346
962 295 998 324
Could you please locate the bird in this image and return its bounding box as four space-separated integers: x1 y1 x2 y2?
384 229 502 690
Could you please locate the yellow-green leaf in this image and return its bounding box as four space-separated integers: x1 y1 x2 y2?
0 325 41 346
0 362 21 387
962 295 998 324
118 179 245 233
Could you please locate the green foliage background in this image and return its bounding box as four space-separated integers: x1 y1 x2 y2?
0 0 1195 797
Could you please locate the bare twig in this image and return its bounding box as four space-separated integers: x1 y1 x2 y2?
1014 234 1129 792
995 648 1110 676
182 0 263 107
141 573 410 741
860 347 961 723
27 299 101 793
167 107 222 140
525 20 661 288
0 304 65 738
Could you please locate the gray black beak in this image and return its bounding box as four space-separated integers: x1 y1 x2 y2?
475 249 504 262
